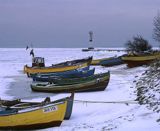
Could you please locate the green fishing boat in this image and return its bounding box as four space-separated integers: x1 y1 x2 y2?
31 71 110 93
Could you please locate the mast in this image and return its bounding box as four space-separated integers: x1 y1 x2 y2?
88 31 94 49
89 31 93 42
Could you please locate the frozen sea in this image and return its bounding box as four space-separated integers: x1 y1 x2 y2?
0 48 159 131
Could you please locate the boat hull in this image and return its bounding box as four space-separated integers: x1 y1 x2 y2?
24 62 89 75
31 72 110 93
0 121 62 130
52 56 92 67
64 93 74 120
121 52 160 68
91 57 124 66
30 66 90 78
24 57 92 75
33 68 95 82
100 57 124 67
32 81 109 93
0 94 74 120
122 60 153 68
0 101 67 130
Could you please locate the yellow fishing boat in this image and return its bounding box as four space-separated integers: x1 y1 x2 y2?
121 52 160 68
24 62 89 75
0 100 67 130
24 57 92 75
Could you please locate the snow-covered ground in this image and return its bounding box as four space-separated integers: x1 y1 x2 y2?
0 48 159 131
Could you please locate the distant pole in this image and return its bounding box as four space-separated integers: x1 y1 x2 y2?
89 31 93 42
88 31 94 49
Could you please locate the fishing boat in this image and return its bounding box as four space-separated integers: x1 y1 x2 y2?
0 98 67 130
121 51 160 68
30 66 90 78
52 56 92 67
91 57 112 65
31 71 110 93
100 56 124 67
33 69 101 85
24 56 92 76
91 56 124 66
32 68 95 82
0 93 74 120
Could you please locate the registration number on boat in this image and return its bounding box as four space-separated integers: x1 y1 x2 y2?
43 106 58 113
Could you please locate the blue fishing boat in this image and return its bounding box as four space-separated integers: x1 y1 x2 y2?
100 56 124 67
32 68 95 82
30 66 90 78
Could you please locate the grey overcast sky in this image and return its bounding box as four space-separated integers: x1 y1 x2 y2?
0 0 160 48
